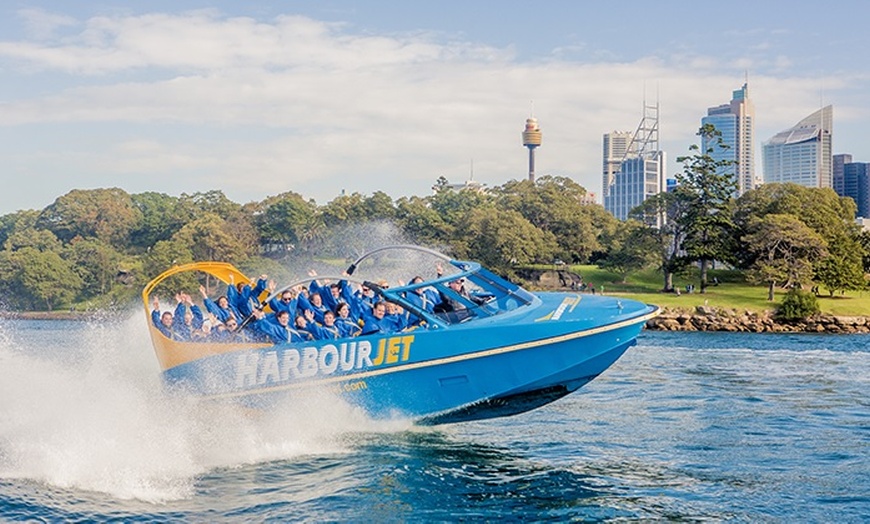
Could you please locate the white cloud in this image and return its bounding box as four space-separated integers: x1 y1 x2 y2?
17 8 78 40
0 9 867 213
0 10 502 75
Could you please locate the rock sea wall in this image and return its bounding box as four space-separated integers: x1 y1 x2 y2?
646 306 870 334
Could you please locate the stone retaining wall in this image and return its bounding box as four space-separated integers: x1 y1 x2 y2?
646 306 870 334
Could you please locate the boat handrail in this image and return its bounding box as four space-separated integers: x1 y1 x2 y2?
345 244 456 276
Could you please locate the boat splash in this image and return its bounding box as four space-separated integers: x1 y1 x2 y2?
0 315 408 503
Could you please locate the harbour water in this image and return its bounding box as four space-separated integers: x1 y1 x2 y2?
0 316 867 522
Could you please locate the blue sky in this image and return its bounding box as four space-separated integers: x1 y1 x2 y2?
1 1 867 215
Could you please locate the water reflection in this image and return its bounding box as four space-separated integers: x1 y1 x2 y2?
344 430 612 521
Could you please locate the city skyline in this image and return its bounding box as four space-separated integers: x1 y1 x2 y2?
0 2 868 215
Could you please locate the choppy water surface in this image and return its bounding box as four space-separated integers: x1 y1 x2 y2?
0 318 867 522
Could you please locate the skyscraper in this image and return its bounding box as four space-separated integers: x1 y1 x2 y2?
604 101 666 220
701 83 755 196
833 153 853 196
841 161 870 218
602 131 635 200
762 106 833 188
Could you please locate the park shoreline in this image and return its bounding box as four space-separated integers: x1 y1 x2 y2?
646 306 870 334
529 270 870 334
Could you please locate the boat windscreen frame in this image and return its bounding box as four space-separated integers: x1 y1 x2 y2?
345 245 538 326
379 261 537 325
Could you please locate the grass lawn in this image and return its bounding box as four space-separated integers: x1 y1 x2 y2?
563 265 870 317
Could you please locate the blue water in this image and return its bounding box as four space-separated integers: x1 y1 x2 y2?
0 318 867 522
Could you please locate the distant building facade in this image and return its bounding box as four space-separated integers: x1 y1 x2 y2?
604 102 666 220
605 153 666 220
432 177 487 194
762 106 833 188
833 153 853 196
602 131 635 200
701 83 755 196
842 162 870 218
579 191 598 206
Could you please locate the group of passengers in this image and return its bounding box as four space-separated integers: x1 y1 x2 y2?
150 263 471 345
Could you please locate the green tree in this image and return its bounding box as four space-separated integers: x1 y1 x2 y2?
597 219 657 283
36 188 142 248
253 192 317 254
130 192 193 251
629 191 693 292
4 228 63 253
734 183 857 264
0 210 40 248
777 288 820 321
172 213 250 263
858 230 870 273
742 214 828 301
65 237 123 298
676 124 738 293
364 191 397 220
395 195 454 246
814 235 865 296
296 212 328 254
142 239 194 281
456 206 558 276
735 183 862 295
433 176 450 192
180 190 243 218
320 193 362 226
495 176 609 263
429 185 492 226
320 192 396 228
7 247 83 310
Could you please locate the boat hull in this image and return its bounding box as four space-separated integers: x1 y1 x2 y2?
161 293 656 424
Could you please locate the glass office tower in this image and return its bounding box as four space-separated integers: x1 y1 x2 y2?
701 83 755 196
762 106 833 188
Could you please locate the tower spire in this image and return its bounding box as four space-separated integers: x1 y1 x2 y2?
522 115 542 182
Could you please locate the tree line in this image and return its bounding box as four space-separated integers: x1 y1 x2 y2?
0 126 866 311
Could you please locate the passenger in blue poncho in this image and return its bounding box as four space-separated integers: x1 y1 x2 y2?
348 282 377 321
334 302 362 337
229 274 268 318
314 310 342 340
150 297 178 340
404 275 440 314
249 309 311 344
292 311 320 341
361 301 405 336
297 288 329 325
199 285 240 324
172 293 204 341
267 286 300 317
203 315 252 342
307 270 350 313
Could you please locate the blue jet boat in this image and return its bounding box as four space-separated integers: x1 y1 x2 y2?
143 245 658 425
